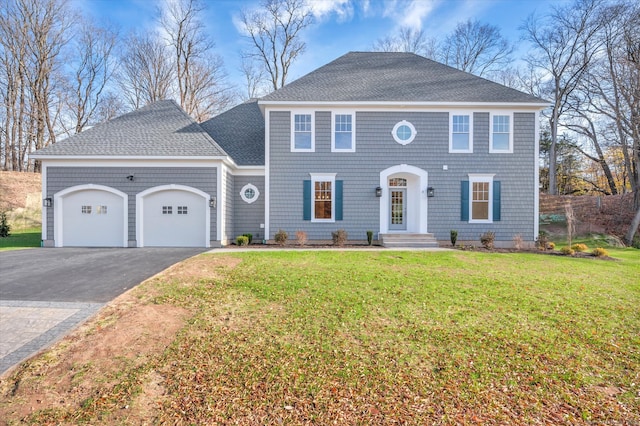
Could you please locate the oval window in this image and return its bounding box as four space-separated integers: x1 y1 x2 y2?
392 120 416 145
240 183 260 204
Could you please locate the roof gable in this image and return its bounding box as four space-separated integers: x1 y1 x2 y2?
33 100 227 157
261 52 547 105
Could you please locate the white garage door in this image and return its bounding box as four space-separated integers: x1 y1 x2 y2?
61 188 126 247
141 189 207 247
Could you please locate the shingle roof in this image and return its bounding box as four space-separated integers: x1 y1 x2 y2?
32 100 227 157
261 51 547 104
200 99 265 166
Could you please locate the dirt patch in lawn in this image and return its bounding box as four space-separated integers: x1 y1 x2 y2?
0 256 234 424
158 254 242 282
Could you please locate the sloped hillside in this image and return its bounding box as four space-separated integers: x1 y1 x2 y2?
0 171 42 229
539 193 636 242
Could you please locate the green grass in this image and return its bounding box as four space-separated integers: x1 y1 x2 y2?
8 249 640 424
0 227 41 251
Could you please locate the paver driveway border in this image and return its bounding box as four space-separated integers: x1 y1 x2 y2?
0 247 205 376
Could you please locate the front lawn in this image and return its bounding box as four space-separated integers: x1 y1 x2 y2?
1 249 638 424
0 227 41 251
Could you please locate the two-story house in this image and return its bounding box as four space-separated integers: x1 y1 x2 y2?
32 52 547 248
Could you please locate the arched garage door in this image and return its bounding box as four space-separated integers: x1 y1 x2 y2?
55 185 127 247
137 185 209 247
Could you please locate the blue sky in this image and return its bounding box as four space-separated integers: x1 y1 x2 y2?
76 0 567 92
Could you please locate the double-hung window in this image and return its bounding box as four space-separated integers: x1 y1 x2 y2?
292 112 314 151
303 173 343 223
450 113 473 153
314 180 333 220
471 180 491 221
461 174 501 223
490 113 513 153
332 112 355 152
311 174 335 221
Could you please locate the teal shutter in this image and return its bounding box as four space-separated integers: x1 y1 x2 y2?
493 181 501 221
335 180 343 221
303 180 311 220
461 181 469 221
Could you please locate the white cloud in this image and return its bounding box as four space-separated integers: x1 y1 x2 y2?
382 0 439 31
402 0 437 30
307 0 355 23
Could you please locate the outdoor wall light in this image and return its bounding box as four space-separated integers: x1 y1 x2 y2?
126 175 135 181
43 197 52 207
427 187 435 198
209 197 217 208
375 186 383 197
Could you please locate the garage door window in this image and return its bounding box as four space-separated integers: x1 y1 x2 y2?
96 205 108 214
162 206 172 214
178 206 188 215
81 205 92 214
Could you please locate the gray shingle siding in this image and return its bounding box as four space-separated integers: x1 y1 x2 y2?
233 176 265 241
268 110 537 242
223 169 234 243
45 167 218 244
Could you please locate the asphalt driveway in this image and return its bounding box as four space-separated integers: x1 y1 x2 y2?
0 247 206 375
0 247 205 302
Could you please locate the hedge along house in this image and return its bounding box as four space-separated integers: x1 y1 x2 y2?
32 51 547 248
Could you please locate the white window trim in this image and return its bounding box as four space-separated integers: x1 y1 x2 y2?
291 111 315 152
309 173 336 223
392 120 417 145
489 112 514 153
449 112 474 153
468 173 495 224
240 183 260 204
331 111 356 153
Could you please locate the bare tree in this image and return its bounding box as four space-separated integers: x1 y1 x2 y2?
0 0 72 171
522 0 603 195
372 27 439 59
240 0 313 90
118 33 174 110
441 19 513 77
240 57 269 100
563 90 619 195
62 21 118 136
160 0 232 120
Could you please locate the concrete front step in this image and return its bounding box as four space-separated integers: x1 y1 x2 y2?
379 233 439 248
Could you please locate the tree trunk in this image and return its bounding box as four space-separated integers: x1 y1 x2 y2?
625 203 640 246
548 108 558 195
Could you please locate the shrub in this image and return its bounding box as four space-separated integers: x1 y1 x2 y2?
0 212 10 238
633 235 640 249
295 230 307 247
450 230 458 247
560 246 575 256
512 233 523 250
274 229 288 246
332 229 348 247
592 247 609 257
366 230 374 246
547 242 556 250
537 231 549 250
571 243 588 252
236 235 249 246
480 231 495 250
242 233 253 244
